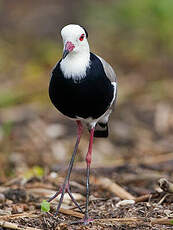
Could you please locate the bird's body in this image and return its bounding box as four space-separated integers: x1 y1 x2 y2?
49 52 116 129
48 24 117 224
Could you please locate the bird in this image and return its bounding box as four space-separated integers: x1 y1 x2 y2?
48 24 117 224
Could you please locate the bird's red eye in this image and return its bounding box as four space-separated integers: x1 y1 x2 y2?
79 34 85 41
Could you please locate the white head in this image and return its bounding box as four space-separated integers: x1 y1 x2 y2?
60 24 90 80
61 24 89 58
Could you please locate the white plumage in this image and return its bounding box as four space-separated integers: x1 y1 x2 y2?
60 24 90 80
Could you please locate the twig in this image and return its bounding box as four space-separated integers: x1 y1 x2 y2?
158 193 169 205
135 194 153 203
0 211 38 220
91 176 135 200
151 218 173 226
59 208 84 218
94 217 143 224
0 219 42 230
94 217 173 226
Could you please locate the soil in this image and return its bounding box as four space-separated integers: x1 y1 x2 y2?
1 160 173 229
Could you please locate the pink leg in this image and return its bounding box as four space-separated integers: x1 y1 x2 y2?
86 127 95 167
70 127 95 225
84 127 95 224
47 121 83 215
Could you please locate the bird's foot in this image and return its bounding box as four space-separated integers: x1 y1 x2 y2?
83 217 94 225
47 183 83 215
70 217 93 225
82 213 93 225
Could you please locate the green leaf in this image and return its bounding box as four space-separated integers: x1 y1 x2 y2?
24 166 44 180
170 219 173 225
33 166 44 177
41 200 50 212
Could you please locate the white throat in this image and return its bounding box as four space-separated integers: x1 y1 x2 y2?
60 50 90 81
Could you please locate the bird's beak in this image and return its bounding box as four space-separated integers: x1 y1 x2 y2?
63 41 75 59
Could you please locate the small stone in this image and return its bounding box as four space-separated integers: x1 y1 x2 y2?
116 199 135 207
50 171 58 179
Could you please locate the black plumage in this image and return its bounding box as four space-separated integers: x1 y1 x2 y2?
49 53 114 122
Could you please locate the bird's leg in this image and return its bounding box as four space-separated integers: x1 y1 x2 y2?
84 127 95 224
69 127 95 225
47 120 83 215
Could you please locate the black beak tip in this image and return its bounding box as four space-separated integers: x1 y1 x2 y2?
62 50 69 59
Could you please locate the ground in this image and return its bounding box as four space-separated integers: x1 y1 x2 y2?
0 99 173 229
1 165 173 230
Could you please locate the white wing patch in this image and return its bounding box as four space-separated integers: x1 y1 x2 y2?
111 82 117 106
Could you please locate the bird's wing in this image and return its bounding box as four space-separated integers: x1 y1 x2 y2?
96 55 117 115
96 55 116 83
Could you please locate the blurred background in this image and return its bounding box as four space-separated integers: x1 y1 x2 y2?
0 0 173 182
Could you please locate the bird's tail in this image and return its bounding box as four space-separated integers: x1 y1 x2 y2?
94 123 108 138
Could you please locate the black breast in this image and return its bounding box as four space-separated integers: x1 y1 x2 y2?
49 53 114 119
